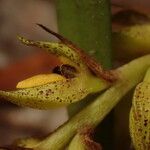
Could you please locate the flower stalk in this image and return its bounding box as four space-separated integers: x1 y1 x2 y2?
33 54 150 150
56 1 113 148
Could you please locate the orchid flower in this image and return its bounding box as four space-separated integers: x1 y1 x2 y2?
0 25 115 109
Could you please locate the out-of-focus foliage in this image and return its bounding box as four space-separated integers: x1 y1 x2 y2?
113 24 150 60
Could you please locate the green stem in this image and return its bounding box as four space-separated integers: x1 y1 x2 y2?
56 0 112 68
34 55 150 150
56 1 112 148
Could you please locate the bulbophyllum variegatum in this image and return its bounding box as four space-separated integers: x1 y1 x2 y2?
0 25 150 150
0 24 115 109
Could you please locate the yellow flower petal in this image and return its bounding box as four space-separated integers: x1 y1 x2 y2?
16 73 65 89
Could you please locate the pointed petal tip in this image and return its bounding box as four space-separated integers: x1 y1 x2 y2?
17 35 34 46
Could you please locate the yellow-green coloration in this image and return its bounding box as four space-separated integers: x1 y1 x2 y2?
18 36 85 68
16 73 65 89
130 68 150 150
144 68 150 82
113 24 150 60
68 134 87 150
2 55 150 149
13 137 40 149
0 34 111 109
0 73 106 109
58 56 81 70
32 55 150 150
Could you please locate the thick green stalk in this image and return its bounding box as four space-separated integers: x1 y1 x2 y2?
56 0 112 148
56 0 112 68
34 55 150 150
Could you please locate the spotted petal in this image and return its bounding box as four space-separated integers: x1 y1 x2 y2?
0 73 108 109
18 36 85 69
130 68 150 150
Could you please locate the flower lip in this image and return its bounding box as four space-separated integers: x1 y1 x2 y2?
16 73 66 89
16 63 78 89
